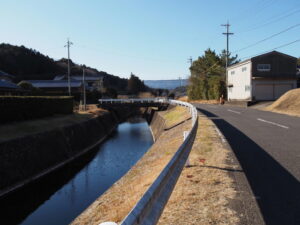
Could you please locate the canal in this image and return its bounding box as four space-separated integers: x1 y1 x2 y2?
1 118 153 225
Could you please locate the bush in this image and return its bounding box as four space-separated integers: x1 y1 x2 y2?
188 76 225 100
0 96 73 123
18 81 44 96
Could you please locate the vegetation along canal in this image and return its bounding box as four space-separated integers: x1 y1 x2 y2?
1 118 153 225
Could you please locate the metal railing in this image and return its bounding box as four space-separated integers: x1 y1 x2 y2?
98 98 198 225
99 98 167 104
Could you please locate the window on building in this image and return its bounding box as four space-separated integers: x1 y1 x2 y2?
230 70 235 75
257 64 271 71
242 67 247 72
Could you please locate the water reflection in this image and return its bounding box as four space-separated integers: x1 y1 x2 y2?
0 119 153 225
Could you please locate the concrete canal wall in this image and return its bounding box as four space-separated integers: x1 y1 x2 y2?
0 108 133 197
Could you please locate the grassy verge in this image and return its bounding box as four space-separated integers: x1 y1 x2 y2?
161 106 190 128
71 107 192 225
158 113 239 225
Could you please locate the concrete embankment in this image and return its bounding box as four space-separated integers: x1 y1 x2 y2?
0 108 133 198
71 106 192 225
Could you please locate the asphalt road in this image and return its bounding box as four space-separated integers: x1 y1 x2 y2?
194 104 300 225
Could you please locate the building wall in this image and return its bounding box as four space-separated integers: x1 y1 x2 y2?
251 52 297 78
227 61 252 101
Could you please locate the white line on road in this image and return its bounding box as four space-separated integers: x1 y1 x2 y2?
227 109 241 114
257 118 289 129
215 127 227 143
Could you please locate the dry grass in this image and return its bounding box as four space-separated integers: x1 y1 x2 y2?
177 96 189 102
138 92 155 98
190 99 220 104
265 88 300 117
160 106 191 128
158 114 239 225
176 96 220 105
71 107 192 225
0 105 106 142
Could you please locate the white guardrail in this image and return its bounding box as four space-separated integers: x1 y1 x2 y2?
98 98 198 225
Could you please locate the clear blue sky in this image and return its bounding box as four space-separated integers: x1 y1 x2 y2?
0 0 299 80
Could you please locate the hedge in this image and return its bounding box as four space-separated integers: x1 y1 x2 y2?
0 96 73 123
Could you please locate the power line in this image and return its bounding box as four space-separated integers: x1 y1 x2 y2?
232 0 278 25
238 8 300 33
233 23 300 53
240 38 300 60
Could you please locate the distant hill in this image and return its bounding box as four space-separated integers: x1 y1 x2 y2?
0 43 127 90
144 79 188 90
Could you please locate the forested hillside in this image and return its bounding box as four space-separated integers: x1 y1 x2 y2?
0 43 128 90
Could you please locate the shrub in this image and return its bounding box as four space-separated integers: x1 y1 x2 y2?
0 96 73 123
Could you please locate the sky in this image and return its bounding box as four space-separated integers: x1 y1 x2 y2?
0 0 299 80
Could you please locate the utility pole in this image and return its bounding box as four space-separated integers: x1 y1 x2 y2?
82 65 86 111
222 22 233 101
221 22 234 70
65 38 73 96
178 76 182 87
187 56 193 67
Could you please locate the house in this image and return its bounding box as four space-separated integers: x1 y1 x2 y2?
0 70 23 95
0 80 22 95
54 74 103 91
0 70 15 82
227 51 297 101
27 80 86 94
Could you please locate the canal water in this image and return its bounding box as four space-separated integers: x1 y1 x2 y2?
1 119 153 225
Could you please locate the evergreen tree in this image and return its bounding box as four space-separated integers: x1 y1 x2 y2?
188 48 239 100
127 73 146 94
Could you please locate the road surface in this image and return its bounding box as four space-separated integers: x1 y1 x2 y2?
194 104 300 225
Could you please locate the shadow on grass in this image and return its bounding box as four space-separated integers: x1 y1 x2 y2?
197 108 300 225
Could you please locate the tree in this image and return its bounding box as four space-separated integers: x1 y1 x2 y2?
297 57 300 66
18 81 35 90
18 81 43 95
127 73 146 94
219 49 240 67
188 48 239 100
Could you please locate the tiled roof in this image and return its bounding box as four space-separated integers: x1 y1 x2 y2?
0 70 15 78
0 80 20 89
71 76 103 81
53 74 103 81
28 80 84 88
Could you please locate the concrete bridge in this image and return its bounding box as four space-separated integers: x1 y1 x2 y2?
98 98 169 108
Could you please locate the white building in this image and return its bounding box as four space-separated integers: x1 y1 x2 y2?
227 51 297 101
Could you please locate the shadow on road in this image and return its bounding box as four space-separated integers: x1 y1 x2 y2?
197 108 300 225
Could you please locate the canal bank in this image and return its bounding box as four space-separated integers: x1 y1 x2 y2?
0 107 135 198
0 118 154 225
71 106 192 225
